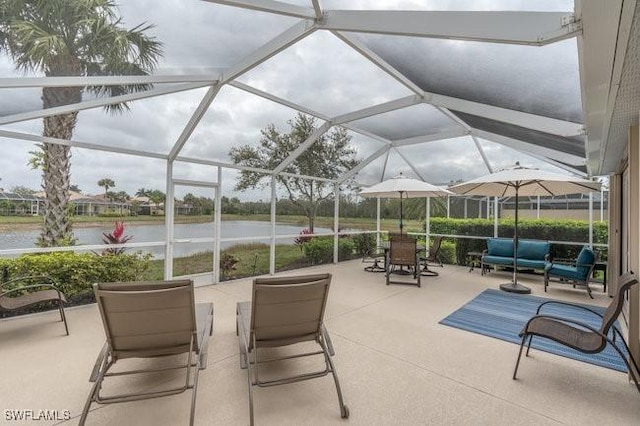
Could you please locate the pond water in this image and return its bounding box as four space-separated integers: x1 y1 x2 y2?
0 221 335 258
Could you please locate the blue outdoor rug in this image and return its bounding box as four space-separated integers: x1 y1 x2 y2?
439 289 628 372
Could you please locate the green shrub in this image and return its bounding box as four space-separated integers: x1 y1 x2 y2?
351 233 375 256
0 251 152 299
303 238 333 265
439 240 456 264
302 237 355 264
338 238 356 261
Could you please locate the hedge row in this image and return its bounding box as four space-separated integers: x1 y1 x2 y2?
0 252 152 299
427 218 608 265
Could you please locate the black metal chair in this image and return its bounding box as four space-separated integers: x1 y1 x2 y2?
419 236 444 277
361 234 386 273
513 271 640 393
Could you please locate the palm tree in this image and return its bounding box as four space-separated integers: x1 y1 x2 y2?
0 0 162 246
97 178 115 196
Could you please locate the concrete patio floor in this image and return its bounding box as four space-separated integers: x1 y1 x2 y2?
1 260 639 425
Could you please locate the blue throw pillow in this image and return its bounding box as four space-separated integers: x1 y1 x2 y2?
487 238 513 257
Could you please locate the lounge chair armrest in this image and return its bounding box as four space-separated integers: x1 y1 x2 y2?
0 283 64 297
320 324 335 357
523 314 603 336
535 300 604 319
481 249 488 256
89 343 109 382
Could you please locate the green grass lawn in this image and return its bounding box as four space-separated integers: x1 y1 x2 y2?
145 243 308 281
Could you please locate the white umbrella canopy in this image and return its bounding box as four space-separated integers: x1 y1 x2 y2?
449 163 601 294
359 174 452 198
449 164 601 197
359 174 452 235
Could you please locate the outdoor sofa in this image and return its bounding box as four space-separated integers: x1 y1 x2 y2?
481 238 550 275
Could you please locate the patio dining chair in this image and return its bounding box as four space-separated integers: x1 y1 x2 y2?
0 275 69 335
386 236 421 287
513 271 640 393
419 236 444 277
361 234 386 273
80 279 214 426
236 273 349 425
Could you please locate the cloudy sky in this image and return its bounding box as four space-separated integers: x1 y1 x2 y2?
0 0 580 201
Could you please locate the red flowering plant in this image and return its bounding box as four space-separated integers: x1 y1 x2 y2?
102 221 133 255
294 228 314 251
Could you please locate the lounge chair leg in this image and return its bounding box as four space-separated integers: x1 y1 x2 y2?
58 299 69 335
190 364 199 426
513 334 528 380
247 357 255 426
321 339 349 419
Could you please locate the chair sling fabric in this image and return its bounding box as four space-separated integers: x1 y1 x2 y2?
386 236 421 287
420 236 444 277
0 275 69 335
236 273 348 425
513 271 640 393
80 280 213 426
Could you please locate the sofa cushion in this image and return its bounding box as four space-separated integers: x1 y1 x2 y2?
547 264 585 281
487 239 513 257
517 240 550 261
482 255 514 266
515 258 546 270
576 246 595 276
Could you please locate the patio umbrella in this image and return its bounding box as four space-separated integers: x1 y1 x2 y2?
450 162 601 294
359 173 452 235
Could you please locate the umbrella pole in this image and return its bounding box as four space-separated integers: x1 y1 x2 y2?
399 191 404 235
500 184 531 294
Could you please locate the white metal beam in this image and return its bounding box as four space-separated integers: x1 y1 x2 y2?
472 129 586 167
0 74 220 88
273 121 333 174
321 11 581 46
423 95 584 137
471 135 494 173
331 31 424 95
335 29 582 137
222 20 316 83
392 129 468 148
0 82 211 126
311 0 322 20
168 84 222 160
228 81 330 120
340 124 392 146
0 129 168 160
435 106 494 173
202 0 316 19
332 95 422 125
394 147 426 181
380 148 391 181
339 144 390 183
